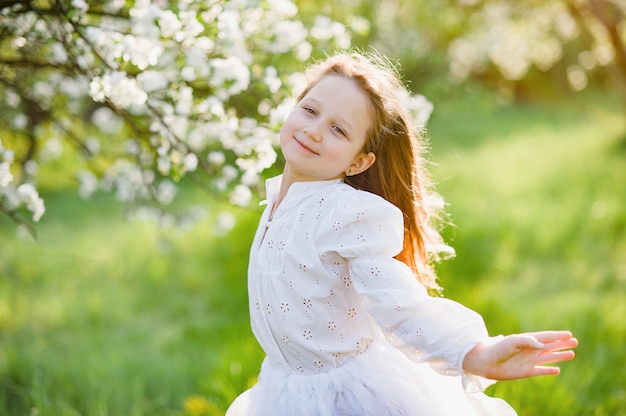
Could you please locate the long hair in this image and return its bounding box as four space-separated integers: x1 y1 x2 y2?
297 51 452 291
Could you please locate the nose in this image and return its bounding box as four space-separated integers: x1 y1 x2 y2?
303 125 322 142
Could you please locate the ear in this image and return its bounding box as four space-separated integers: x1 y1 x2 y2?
346 152 376 176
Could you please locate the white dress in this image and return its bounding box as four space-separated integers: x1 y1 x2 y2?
227 176 517 416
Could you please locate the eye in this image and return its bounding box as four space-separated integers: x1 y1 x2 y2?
332 125 347 137
303 106 316 115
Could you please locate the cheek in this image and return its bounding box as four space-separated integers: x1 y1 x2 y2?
278 122 298 151
280 112 298 135
283 108 301 125
278 128 289 149
279 116 293 138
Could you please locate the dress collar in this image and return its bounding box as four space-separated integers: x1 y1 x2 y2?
264 174 344 206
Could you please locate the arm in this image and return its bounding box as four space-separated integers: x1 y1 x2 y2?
319 189 491 377
462 331 578 380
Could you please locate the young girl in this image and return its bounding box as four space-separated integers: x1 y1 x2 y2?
226 51 577 415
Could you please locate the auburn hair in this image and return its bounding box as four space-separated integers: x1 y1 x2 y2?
297 51 451 291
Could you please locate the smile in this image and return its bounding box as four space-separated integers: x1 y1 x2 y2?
294 137 319 155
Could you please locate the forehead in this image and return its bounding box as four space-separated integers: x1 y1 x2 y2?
304 75 373 131
305 74 367 102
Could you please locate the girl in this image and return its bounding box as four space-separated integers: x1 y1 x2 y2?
226 51 577 415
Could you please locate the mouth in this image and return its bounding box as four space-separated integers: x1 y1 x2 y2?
294 137 319 155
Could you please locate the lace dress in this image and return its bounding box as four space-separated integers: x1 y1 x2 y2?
226 176 516 415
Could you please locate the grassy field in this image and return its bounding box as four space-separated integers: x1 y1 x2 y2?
1 90 625 415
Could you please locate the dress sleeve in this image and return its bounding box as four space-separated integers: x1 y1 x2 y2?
317 188 496 391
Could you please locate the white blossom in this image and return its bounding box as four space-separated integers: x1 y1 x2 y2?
158 10 182 38
5 90 21 108
136 70 168 93
0 163 13 188
92 107 124 134
17 183 45 221
217 9 243 43
230 184 252 206
71 0 88 13
0 0 357 231
0 141 14 187
208 151 226 165
214 211 236 236
13 114 28 129
156 179 178 205
104 0 125 14
186 127 208 151
174 85 194 115
567 65 588 91
0 186 20 210
177 11 204 45
57 75 90 100
197 96 225 117
311 16 350 49
264 66 282 94
12 36 27 49
270 97 296 128
183 153 198 172
295 41 313 62
49 42 68 64
102 160 150 202
90 71 148 109
41 138 63 161
24 160 38 177
157 155 171 175
85 137 101 155
210 56 250 99
396 89 434 130
122 35 163 70
267 0 298 18
77 170 98 199
270 20 308 54
223 165 238 181
447 3 581 83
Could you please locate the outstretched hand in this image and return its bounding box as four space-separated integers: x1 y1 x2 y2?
463 331 578 380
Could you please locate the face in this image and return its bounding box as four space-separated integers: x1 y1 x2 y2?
279 75 375 182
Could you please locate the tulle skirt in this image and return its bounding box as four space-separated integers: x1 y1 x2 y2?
226 339 516 416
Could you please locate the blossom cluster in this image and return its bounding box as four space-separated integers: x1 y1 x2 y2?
0 0 354 230
0 139 45 222
447 1 619 90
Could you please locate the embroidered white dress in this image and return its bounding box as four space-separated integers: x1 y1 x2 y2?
227 176 517 416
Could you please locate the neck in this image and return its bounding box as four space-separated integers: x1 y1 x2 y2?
272 165 344 218
272 182 289 218
270 170 294 219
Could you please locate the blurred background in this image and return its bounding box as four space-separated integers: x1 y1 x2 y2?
1 0 625 415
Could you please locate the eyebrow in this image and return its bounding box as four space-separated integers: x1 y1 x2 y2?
304 97 356 137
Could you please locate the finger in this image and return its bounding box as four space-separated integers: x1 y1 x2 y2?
508 334 545 349
539 338 578 352
536 350 576 365
531 366 561 377
526 331 575 343
510 335 574 349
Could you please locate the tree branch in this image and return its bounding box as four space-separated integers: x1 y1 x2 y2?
0 0 29 10
587 0 626 76
0 56 67 70
1 0 129 19
0 203 37 240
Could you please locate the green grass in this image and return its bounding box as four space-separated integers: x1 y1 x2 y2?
428 91 626 415
0 193 263 415
1 90 625 415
